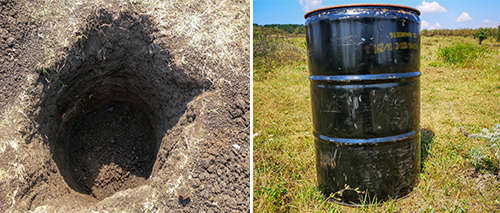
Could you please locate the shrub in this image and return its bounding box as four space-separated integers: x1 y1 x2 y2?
497 25 500 42
469 124 500 174
473 28 489 45
438 43 490 67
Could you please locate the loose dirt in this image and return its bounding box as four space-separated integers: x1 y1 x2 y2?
0 0 249 212
0 0 40 109
69 103 156 200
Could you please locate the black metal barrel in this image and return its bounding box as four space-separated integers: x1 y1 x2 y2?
304 4 421 204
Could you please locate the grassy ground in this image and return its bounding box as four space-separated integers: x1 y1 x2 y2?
253 35 500 212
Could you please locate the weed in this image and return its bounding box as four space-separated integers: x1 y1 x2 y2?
265 182 287 206
328 184 365 203
41 68 51 82
438 43 490 67
428 61 444 67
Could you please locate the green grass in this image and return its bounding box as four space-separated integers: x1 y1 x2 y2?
438 43 490 67
253 35 500 212
253 28 306 80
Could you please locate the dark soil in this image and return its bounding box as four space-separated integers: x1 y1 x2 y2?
70 103 156 200
0 1 249 212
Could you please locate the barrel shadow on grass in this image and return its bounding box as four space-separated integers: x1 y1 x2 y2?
420 128 435 171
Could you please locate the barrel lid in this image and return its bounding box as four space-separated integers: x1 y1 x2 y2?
304 4 421 19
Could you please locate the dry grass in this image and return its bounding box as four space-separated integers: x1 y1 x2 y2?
142 0 250 82
253 36 500 212
24 0 249 84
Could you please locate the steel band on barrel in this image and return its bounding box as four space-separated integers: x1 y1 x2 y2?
314 130 418 144
309 72 421 82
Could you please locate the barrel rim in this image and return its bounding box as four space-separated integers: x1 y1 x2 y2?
304 4 421 19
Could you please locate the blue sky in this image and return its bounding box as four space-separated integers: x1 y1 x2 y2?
253 0 500 29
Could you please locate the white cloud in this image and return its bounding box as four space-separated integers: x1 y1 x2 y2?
417 1 447 14
421 20 429 29
298 0 323 12
456 12 472 22
481 19 498 27
421 20 441 30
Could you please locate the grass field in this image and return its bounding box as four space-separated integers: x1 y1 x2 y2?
253 34 500 212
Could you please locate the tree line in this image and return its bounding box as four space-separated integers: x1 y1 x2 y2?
254 24 500 43
422 28 498 38
253 24 305 35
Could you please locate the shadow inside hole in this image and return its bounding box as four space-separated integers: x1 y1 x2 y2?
420 128 435 171
29 9 209 201
65 102 155 199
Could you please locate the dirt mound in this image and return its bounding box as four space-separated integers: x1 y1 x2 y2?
0 1 249 211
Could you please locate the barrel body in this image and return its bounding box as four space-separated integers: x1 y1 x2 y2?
305 5 421 204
